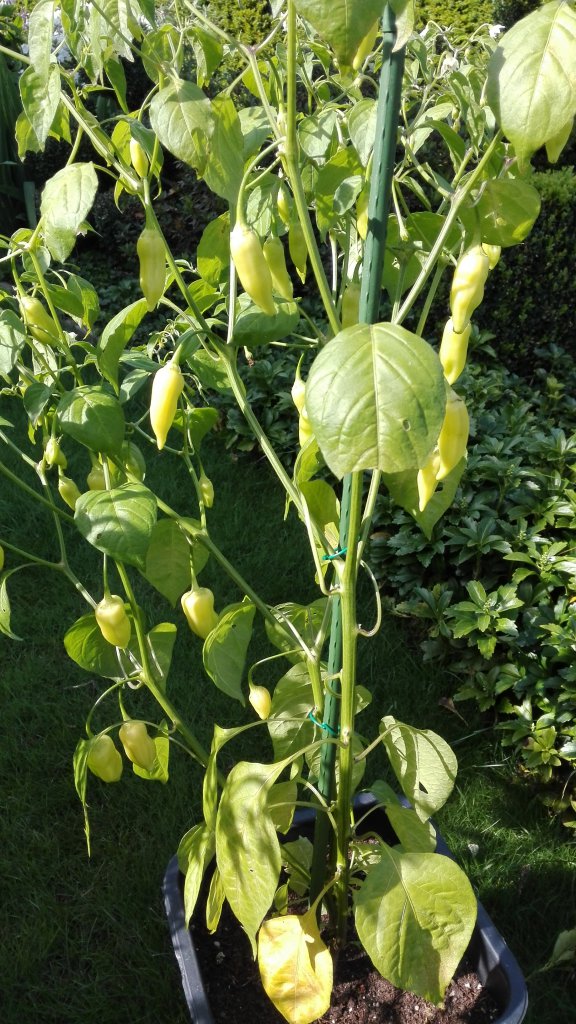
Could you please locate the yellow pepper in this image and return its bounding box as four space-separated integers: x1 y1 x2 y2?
450 246 489 333
439 318 471 385
150 361 184 450
230 222 276 315
437 391 470 481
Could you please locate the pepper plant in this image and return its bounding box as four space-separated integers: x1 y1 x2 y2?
1 1 574 1021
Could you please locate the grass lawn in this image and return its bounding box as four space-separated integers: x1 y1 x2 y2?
1 432 574 1023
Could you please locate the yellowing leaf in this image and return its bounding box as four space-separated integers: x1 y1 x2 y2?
258 909 333 1024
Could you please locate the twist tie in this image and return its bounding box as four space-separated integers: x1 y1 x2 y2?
307 710 339 736
322 546 347 562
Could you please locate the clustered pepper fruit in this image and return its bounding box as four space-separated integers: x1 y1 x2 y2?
87 734 123 783
263 237 294 301
230 221 276 315
137 223 166 311
95 593 131 649
181 586 219 640
149 361 184 450
417 391 470 512
449 245 490 333
118 720 157 772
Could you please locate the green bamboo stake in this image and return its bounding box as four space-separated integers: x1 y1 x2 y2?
309 3 406 904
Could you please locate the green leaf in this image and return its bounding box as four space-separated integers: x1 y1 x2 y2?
463 178 541 248
306 323 446 479
191 27 223 87
203 96 244 204
74 483 157 569
383 212 460 301
294 0 386 67
0 572 22 640
142 519 191 606
258 907 333 1024
142 25 183 83
67 274 100 330
185 407 219 450
97 299 149 389
23 382 52 425
0 311 26 376
73 737 91 854
486 0 576 166
384 802 436 853
379 716 457 820
197 213 230 286
132 719 170 783
28 0 55 79
203 599 256 703
40 163 99 261
299 109 338 160
232 294 300 347
64 612 133 679
354 844 476 1004
206 866 225 933
268 780 298 835
265 600 328 663
150 79 214 173
57 386 125 455
19 63 61 148
146 623 177 692
215 760 284 953
180 823 215 925
267 663 316 760
315 148 363 236
348 99 377 166
382 458 466 539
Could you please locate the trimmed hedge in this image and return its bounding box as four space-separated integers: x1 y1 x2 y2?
417 0 494 33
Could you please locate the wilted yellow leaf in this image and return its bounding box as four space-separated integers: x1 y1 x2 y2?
258 908 333 1024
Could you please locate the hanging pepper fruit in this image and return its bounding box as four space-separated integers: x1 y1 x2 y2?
129 136 149 178
0 545 4 572
437 391 470 481
417 450 441 513
291 361 306 415
249 683 272 720
95 593 131 649
199 473 214 509
87 461 106 490
87 734 123 783
356 187 369 241
181 586 219 640
439 317 472 385
298 407 314 447
481 243 501 270
118 720 157 772
341 281 361 329
277 183 291 227
352 19 378 70
450 245 490 333
263 237 294 301
288 221 308 283
137 221 166 311
20 295 60 345
150 361 184 450
45 436 67 469
230 221 276 315
58 470 81 510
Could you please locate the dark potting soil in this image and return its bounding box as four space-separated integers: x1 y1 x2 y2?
191 902 501 1024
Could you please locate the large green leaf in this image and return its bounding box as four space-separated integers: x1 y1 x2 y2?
74 483 157 569
354 844 477 1004
203 599 255 703
461 178 541 248
28 0 55 78
215 761 284 952
142 518 191 606
306 323 445 479
57 386 125 455
294 0 386 67
486 0 576 166
97 299 149 390
203 96 244 204
150 79 214 172
40 163 98 261
267 663 316 760
379 716 457 821
19 63 61 148
180 823 215 926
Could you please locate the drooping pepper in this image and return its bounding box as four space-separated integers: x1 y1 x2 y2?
95 593 131 648
356 186 369 241
129 136 149 178
417 450 441 513
277 184 291 227
149 361 184 450
181 586 219 640
87 460 106 491
249 683 272 720
449 245 490 333
288 221 308 283
45 436 67 469
436 391 470 481
58 470 81 510
298 408 314 447
439 317 472 385
263 237 294 301
341 282 361 329
291 362 306 415
199 473 214 509
137 222 166 311
87 734 123 783
230 222 276 315
20 295 60 345
118 720 157 772
481 243 501 270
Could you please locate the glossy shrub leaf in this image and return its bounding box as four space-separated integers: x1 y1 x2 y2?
294 0 386 67
379 716 457 820
487 0 576 166
142 519 191 606
258 908 333 1024
97 299 149 390
215 761 284 952
75 483 157 569
150 79 214 173
40 163 98 261
57 385 125 455
354 845 477 1004
203 599 255 704
306 323 445 479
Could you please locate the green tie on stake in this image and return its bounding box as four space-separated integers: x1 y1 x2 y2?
309 4 407 906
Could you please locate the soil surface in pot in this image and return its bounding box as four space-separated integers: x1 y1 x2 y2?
192 902 501 1024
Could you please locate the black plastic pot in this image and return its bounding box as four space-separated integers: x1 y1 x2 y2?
162 793 528 1024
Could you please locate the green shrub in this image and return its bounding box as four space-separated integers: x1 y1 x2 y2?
491 0 542 28
208 0 271 44
417 0 494 34
477 168 576 370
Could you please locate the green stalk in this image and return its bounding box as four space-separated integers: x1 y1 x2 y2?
309 4 406 910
